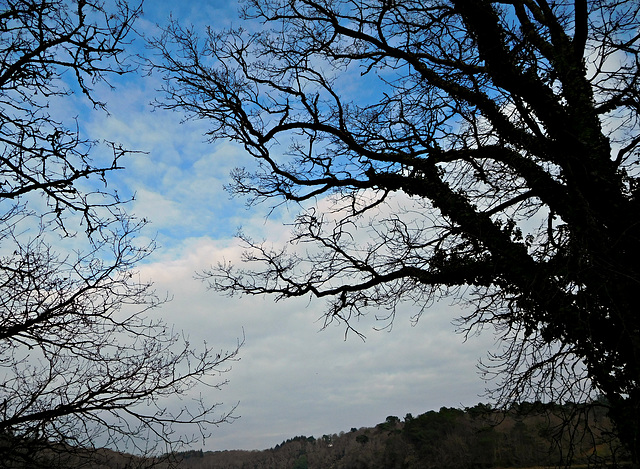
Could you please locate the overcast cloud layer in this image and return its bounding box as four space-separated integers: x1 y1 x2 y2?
69 0 502 451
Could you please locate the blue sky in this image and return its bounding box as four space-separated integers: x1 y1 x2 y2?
63 0 498 451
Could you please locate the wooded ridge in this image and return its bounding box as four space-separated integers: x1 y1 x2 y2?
164 402 629 469
4 401 629 468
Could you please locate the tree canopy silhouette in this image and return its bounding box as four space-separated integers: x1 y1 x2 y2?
153 0 640 463
0 1 239 467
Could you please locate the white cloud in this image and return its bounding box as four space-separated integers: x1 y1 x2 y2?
55 0 503 452
135 233 496 451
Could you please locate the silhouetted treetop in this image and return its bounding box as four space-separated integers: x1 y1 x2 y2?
153 0 640 464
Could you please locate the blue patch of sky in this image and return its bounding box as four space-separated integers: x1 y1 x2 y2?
49 0 284 250
54 0 475 254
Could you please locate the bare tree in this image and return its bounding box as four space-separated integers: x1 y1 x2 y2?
0 1 240 467
153 0 640 465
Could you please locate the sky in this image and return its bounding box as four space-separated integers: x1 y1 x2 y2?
67 0 502 452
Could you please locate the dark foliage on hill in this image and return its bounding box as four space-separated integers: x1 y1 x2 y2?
165 402 629 469
30 402 624 468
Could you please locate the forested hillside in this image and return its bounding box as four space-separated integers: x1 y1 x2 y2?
5 402 628 468
167 402 629 469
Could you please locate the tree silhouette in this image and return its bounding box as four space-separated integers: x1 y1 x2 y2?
0 1 239 467
153 0 640 463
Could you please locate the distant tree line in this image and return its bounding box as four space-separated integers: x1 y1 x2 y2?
142 402 629 469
